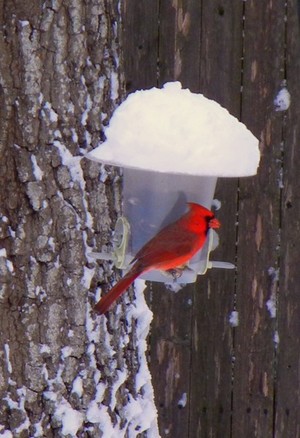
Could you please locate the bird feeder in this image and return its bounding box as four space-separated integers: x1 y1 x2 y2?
87 82 260 284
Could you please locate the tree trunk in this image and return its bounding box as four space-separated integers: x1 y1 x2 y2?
0 1 157 436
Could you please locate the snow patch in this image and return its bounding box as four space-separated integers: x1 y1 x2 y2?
165 282 186 293
40 344 51 354
31 155 44 181
0 430 13 437
53 398 84 436
212 198 222 210
61 346 73 358
81 93 92 126
71 128 78 143
19 20 30 27
229 311 239 327
0 248 7 257
266 267 278 318
53 140 83 185
81 266 95 289
43 101 58 122
71 376 83 398
110 369 127 411
273 330 280 348
4 343 12 373
274 87 291 111
177 392 187 408
88 82 260 177
6 259 14 273
86 404 119 435
125 280 159 435
266 297 277 318
110 71 119 100
85 383 108 424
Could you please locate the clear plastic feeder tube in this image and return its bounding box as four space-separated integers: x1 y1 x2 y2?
122 168 218 283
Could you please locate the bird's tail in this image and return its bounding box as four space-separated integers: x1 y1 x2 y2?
94 267 142 315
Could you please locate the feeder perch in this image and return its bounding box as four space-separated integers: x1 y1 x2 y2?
87 82 260 284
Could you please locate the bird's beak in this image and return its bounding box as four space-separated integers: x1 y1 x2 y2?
209 218 220 229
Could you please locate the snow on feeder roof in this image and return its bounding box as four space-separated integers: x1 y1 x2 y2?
88 82 260 177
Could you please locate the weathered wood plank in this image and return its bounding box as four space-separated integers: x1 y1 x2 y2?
232 1 286 437
149 283 194 437
150 3 196 436
122 0 159 93
189 2 244 436
157 0 177 85
158 0 202 90
199 0 244 115
275 1 300 436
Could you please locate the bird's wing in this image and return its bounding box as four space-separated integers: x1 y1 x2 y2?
132 227 205 270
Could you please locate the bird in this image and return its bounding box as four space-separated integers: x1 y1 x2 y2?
94 202 220 314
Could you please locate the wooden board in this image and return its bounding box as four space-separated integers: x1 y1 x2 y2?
232 1 286 437
275 1 300 436
122 0 159 93
188 2 243 437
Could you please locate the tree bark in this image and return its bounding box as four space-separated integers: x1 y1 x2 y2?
0 1 156 436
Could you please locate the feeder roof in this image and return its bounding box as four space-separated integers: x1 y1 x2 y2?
87 82 260 177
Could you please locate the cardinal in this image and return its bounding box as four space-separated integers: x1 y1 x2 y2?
95 202 220 314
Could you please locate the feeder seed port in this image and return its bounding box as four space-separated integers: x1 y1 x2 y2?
88 216 130 269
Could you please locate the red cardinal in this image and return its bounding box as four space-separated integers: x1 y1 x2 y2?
95 202 220 314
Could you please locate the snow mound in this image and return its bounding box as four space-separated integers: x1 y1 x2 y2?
88 82 260 177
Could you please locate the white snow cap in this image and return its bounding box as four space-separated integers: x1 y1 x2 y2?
88 82 260 177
